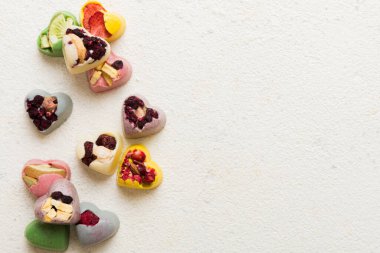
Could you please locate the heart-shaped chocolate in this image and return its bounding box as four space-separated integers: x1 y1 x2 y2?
35 179 80 224
122 95 166 139
62 26 111 74
25 89 73 134
76 202 120 246
37 11 79 57
25 219 70 251
86 52 132 93
117 144 163 190
76 132 123 175
22 159 71 198
80 1 126 42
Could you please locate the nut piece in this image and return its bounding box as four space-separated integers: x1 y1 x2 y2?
90 70 102 85
68 34 86 63
102 73 113 86
24 164 66 179
42 196 73 222
101 63 118 79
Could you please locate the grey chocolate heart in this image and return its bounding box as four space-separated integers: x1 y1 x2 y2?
76 202 120 246
25 89 73 134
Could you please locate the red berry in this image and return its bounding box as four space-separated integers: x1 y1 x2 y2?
131 150 146 162
78 210 100 226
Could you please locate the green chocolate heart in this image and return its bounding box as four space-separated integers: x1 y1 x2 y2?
37 11 78 57
25 219 70 251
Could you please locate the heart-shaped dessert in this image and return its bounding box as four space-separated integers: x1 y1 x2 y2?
22 159 71 198
117 144 163 190
86 52 132 93
80 1 126 42
25 219 70 251
35 179 80 224
25 89 73 134
62 26 111 74
37 11 79 57
75 202 120 246
122 95 166 139
76 132 123 176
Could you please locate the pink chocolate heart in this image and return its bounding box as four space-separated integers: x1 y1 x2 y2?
86 51 132 93
22 159 71 198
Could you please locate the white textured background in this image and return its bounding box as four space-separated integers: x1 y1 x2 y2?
1 0 380 252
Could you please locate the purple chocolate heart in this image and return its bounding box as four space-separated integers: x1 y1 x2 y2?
34 179 80 224
122 94 166 138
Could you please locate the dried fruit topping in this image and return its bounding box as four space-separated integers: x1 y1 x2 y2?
120 149 156 185
42 96 58 113
95 134 116 150
26 95 58 131
111 60 123 70
78 210 100 226
81 141 97 166
51 191 64 200
123 96 159 129
131 150 146 162
66 28 85 38
66 28 107 61
61 196 73 204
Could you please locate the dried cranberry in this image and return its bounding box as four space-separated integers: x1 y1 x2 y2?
61 195 73 204
27 107 39 119
83 35 107 60
66 28 85 38
125 96 144 110
77 210 100 226
51 191 63 200
81 141 97 166
40 119 52 130
137 119 146 129
32 95 44 107
46 113 58 121
142 172 155 184
111 60 123 70
137 164 147 176
33 119 42 130
95 134 116 150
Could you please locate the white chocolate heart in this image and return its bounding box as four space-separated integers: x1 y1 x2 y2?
76 132 123 175
62 26 111 74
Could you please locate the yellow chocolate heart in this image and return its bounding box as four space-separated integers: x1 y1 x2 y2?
117 145 163 190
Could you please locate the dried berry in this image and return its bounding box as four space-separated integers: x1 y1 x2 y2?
66 28 85 38
131 150 146 162
137 164 147 176
77 210 100 226
32 95 44 107
61 195 73 204
51 191 63 200
142 172 155 184
111 60 123 70
95 134 116 150
81 141 97 166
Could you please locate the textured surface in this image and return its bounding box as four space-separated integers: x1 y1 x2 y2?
1 0 380 252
